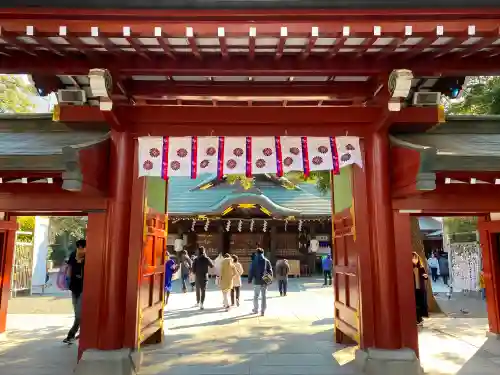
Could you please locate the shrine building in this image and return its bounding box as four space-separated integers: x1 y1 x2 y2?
1 2 500 375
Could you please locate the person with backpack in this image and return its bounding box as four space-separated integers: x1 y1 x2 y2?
192 246 215 310
275 257 290 296
179 249 192 293
63 239 86 344
248 248 273 316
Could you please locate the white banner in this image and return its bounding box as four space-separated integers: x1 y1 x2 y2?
196 136 219 175
280 136 304 173
222 137 247 175
138 136 164 177
138 136 361 179
251 137 278 175
166 136 192 177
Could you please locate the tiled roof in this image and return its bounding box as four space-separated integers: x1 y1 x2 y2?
167 174 332 217
0 132 109 156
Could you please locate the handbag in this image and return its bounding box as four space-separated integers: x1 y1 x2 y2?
262 271 273 285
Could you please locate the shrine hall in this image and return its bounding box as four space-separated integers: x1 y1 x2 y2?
2 2 500 375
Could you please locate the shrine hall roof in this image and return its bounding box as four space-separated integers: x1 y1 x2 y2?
167 175 332 217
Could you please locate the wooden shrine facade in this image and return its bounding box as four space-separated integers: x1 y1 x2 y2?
1 5 500 375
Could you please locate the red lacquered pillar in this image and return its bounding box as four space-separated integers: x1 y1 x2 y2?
365 131 403 349
80 130 134 353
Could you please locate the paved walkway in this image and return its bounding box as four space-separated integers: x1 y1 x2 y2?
1 278 500 375
141 278 358 375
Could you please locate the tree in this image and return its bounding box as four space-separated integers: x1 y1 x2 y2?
0 75 36 113
447 76 500 115
49 216 88 266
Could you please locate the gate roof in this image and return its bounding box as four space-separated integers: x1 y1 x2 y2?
1 9 500 107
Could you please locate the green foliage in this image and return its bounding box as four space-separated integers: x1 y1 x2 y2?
0 75 36 113
226 171 331 194
444 217 478 242
16 216 35 242
285 171 331 194
447 77 500 115
225 175 254 190
50 216 87 241
49 216 87 266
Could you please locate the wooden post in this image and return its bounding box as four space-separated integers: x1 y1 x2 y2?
0 215 17 333
365 131 402 349
80 131 135 352
478 217 500 334
393 212 419 355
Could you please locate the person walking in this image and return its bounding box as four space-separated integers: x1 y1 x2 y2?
248 248 273 316
192 246 214 310
427 253 439 282
189 254 197 291
219 253 235 310
63 239 86 344
275 257 290 296
412 252 429 326
438 254 450 285
179 249 192 293
322 254 333 286
231 255 244 306
164 253 178 305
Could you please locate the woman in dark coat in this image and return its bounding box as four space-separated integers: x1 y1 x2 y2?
412 252 429 325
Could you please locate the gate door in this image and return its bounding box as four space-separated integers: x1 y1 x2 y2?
332 167 360 345
478 218 500 334
333 209 359 344
138 213 167 346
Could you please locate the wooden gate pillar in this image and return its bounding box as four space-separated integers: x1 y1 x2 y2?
365 131 402 348
478 217 500 335
351 131 421 374
0 215 18 334
77 131 138 372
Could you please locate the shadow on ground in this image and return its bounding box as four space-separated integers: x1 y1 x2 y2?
0 325 77 375
141 317 359 375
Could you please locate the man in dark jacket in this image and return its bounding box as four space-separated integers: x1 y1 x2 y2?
248 248 273 316
192 246 215 310
63 239 86 344
438 254 450 285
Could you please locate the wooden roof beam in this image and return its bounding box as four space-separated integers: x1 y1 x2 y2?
120 80 377 99
3 53 500 76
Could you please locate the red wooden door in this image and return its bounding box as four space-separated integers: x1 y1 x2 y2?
138 213 167 346
333 208 360 344
0 216 18 333
478 218 500 334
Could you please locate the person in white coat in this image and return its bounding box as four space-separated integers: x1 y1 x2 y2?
231 255 244 306
427 253 440 282
214 253 224 285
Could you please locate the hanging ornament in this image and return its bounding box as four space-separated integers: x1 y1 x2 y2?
204 219 210 232
250 219 255 232
263 220 268 232
191 219 196 231
238 220 243 232
226 220 231 232
298 219 303 232
284 219 288 232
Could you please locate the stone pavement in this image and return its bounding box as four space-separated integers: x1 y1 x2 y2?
1 277 500 375
141 278 358 375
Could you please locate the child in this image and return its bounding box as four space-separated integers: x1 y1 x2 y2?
480 270 486 300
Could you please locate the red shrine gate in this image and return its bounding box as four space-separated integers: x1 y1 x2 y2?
1 5 500 374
